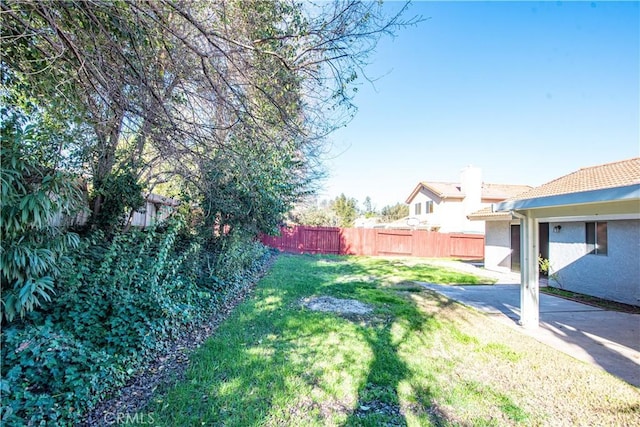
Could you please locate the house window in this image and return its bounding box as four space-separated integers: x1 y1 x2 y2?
414 202 421 215
425 200 434 213
586 222 607 255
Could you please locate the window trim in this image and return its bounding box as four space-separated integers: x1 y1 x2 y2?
425 200 434 214
586 221 607 255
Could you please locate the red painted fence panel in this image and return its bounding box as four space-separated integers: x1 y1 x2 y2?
449 233 485 259
261 226 341 254
261 226 484 259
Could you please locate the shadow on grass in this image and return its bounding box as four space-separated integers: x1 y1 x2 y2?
142 254 476 426
345 324 411 426
300 256 455 425
341 317 446 426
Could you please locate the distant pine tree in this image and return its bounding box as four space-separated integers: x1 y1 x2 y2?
331 194 358 227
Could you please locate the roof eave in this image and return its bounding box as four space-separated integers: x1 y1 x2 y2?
421 183 447 199
493 184 640 212
405 183 424 204
468 213 512 221
406 182 448 204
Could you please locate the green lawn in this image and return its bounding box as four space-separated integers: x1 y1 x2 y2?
138 254 640 426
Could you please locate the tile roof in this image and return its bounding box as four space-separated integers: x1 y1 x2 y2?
416 182 532 201
467 206 512 220
418 182 462 198
482 183 533 200
513 157 640 201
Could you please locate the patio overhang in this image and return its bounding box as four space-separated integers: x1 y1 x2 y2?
491 183 640 329
494 184 640 215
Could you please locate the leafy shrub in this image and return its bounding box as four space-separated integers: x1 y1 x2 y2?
1 319 124 425
538 255 551 276
199 231 270 307
1 106 85 322
537 255 563 289
1 214 273 425
89 167 144 233
51 218 204 362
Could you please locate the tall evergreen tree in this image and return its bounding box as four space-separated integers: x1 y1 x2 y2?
331 194 358 227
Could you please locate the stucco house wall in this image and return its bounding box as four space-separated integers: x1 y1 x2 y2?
408 166 530 235
484 220 513 272
411 189 486 233
448 200 486 234
548 219 640 306
409 189 435 219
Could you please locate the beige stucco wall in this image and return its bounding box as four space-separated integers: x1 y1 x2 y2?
410 188 487 233
484 220 513 272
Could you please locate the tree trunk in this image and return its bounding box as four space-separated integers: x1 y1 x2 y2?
91 108 125 219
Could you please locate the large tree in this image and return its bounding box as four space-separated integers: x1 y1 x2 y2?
1 0 416 319
1 0 415 229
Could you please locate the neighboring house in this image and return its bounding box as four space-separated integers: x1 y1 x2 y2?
405 166 531 234
370 217 413 230
53 191 180 228
354 216 381 228
483 157 640 328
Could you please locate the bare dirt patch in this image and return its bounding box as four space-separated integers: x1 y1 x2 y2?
301 296 373 315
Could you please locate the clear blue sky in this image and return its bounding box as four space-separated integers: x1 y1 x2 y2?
318 1 639 210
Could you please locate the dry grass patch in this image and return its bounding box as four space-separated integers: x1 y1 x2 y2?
411 290 640 426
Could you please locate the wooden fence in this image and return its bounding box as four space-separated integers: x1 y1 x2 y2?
261 226 484 259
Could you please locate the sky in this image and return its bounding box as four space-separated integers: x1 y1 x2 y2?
317 1 639 210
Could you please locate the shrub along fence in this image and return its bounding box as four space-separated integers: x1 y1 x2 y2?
261 226 484 259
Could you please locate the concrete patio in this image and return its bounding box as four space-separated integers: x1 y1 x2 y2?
419 281 640 388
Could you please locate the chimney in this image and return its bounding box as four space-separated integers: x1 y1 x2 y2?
460 165 482 215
